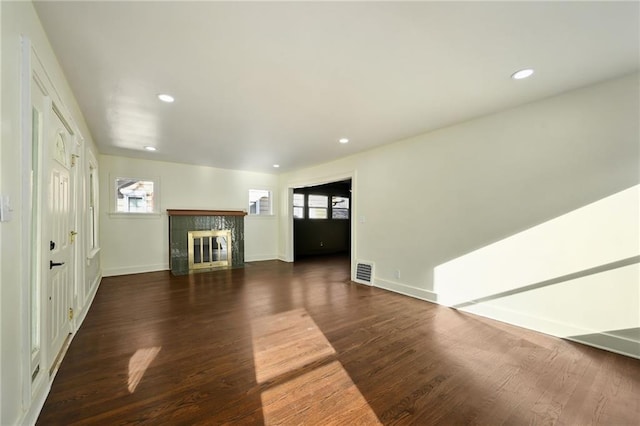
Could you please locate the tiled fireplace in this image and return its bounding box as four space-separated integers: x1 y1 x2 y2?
167 209 247 275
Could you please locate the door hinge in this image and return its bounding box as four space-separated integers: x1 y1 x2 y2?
68 308 74 320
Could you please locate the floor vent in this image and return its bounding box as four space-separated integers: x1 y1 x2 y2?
354 261 374 285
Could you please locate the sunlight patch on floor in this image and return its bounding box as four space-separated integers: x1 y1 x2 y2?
251 308 335 383
260 360 381 425
128 346 161 393
252 309 381 424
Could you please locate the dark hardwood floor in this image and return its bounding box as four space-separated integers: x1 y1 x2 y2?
37 256 640 425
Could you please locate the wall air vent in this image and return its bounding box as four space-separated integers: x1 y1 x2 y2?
354 261 374 285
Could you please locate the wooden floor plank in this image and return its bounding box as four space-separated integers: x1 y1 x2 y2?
37 256 640 425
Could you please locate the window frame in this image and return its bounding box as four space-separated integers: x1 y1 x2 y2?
331 195 350 220
293 191 350 221
248 188 273 216
110 175 160 216
308 194 329 219
293 193 305 219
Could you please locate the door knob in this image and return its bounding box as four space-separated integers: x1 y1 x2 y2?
50 260 65 269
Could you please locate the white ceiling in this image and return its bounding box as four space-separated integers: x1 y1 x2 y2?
34 1 639 174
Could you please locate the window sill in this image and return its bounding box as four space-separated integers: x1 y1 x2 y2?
246 214 277 219
108 212 162 219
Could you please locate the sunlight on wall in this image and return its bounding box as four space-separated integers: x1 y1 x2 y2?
435 185 639 307
128 347 161 393
251 309 381 424
433 185 639 344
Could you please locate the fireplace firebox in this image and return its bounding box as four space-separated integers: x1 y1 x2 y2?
188 230 232 269
167 209 246 275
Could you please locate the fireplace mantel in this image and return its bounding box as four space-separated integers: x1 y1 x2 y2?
167 209 247 217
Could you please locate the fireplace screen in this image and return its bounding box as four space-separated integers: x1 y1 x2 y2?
188 230 232 270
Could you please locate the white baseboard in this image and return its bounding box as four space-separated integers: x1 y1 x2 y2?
20 272 104 426
459 301 640 359
374 278 438 303
245 254 278 262
75 272 102 329
567 333 640 360
371 279 639 359
20 379 51 426
102 263 169 277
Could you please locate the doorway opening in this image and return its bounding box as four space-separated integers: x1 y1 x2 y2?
292 179 352 262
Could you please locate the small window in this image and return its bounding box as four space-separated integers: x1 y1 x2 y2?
249 189 272 215
332 196 350 219
308 194 328 219
293 193 305 219
115 177 156 213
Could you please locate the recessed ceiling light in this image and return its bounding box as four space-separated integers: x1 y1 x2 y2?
511 69 535 80
273 164 280 168
157 93 175 103
339 138 349 144
144 146 157 151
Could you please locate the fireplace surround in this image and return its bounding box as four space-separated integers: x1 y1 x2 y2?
167 209 247 275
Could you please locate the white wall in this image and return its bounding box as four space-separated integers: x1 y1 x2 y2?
99 155 280 276
1 1 102 424
279 73 640 355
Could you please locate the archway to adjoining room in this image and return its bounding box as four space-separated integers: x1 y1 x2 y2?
292 179 352 263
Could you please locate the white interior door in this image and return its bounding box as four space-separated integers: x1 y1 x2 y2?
47 109 74 371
